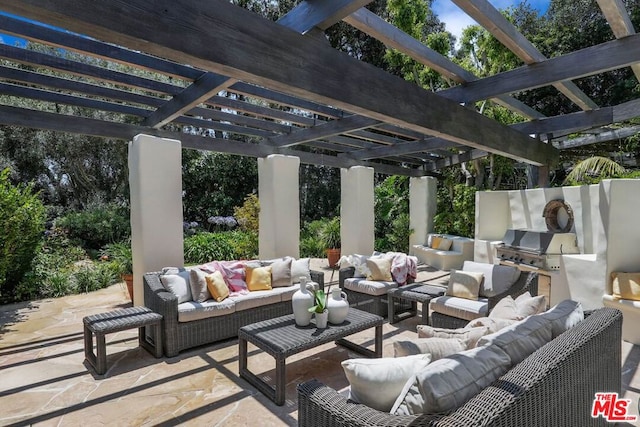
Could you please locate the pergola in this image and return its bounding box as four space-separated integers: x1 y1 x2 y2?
1 0 639 303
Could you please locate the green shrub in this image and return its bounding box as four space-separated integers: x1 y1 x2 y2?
56 203 130 250
184 232 236 264
225 230 259 259
0 169 46 299
300 235 325 258
434 184 475 238
233 194 260 232
101 241 133 275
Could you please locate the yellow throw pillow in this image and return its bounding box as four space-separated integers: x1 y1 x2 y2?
246 265 272 291
366 257 393 281
611 272 640 301
446 270 484 301
205 270 229 302
431 236 443 249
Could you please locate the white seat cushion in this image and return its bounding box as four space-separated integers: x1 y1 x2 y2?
344 278 398 296
268 284 298 302
178 299 235 322
430 295 488 321
230 290 282 311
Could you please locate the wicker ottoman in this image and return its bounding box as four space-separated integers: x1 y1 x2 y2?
83 306 163 375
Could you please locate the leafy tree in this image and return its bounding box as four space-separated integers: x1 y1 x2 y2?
0 169 46 299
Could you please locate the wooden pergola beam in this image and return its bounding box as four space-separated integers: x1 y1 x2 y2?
595 0 640 82
451 0 597 111
268 115 380 147
278 0 373 33
343 7 544 119
554 125 640 150
342 137 456 160
0 0 556 165
440 33 640 104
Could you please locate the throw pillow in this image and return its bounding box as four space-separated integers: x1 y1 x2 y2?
476 314 553 365
205 270 229 302
462 261 521 298
160 270 192 303
342 354 432 412
611 272 640 301
446 270 484 301
430 236 443 249
219 261 248 293
416 325 489 349
488 296 523 320
514 293 547 317
291 258 311 283
437 238 453 251
537 299 584 338
245 265 272 291
391 344 511 416
393 337 467 359
465 316 518 334
188 268 213 303
268 258 293 288
366 257 393 281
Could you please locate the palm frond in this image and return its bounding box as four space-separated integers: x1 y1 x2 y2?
564 156 626 184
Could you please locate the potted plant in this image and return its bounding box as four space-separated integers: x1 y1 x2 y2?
308 288 328 328
320 217 341 268
102 241 133 300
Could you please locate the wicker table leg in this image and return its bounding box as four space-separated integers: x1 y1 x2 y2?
138 321 163 358
239 336 281 405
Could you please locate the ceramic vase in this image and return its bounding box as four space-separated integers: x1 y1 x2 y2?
327 288 349 324
315 310 329 329
292 277 314 326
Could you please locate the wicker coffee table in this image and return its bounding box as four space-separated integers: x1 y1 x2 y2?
387 283 446 324
238 308 383 405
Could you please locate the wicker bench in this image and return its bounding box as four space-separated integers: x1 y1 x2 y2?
83 306 163 375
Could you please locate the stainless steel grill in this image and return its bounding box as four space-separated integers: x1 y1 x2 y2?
496 229 580 271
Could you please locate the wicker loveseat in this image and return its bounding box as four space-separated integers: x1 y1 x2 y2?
144 267 324 357
297 307 622 427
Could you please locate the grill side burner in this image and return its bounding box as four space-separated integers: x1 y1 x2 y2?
497 229 580 271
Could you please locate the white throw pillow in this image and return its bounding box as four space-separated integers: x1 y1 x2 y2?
391 344 511 415
342 354 432 412
476 314 553 364
463 261 521 298
393 338 467 359
290 258 311 283
488 296 523 320
417 325 489 349
160 270 192 303
514 292 547 317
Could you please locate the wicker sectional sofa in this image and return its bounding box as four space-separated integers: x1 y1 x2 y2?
298 306 622 427
143 267 324 357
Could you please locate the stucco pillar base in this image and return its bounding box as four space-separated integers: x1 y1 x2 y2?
129 134 184 306
409 176 437 254
258 155 300 259
341 166 374 256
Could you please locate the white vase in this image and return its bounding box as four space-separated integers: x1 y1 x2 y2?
315 310 329 329
291 277 314 326
327 288 349 324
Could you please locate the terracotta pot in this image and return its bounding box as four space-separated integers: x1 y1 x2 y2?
326 248 341 269
122 273 134 301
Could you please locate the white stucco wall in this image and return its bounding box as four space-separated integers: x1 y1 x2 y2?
129 134 184 306
341 166 374 256
258 154 300 259
409 176 437 253
475 179 640 313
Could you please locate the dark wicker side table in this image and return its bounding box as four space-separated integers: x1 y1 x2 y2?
83 306 163 375
387 284 446 324
238 308 383 406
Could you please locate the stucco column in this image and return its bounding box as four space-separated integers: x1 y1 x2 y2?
258 154 300 259
341 166 374 256
129 134 184 306
409 176 437 254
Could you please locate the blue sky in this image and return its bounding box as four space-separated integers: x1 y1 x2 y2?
432 0 551 42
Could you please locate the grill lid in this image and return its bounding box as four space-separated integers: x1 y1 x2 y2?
501 229 579 254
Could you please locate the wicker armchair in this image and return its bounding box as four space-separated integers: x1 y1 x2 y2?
297 307 622 427
430 271 539 329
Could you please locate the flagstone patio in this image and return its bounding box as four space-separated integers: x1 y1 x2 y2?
1 260 639 426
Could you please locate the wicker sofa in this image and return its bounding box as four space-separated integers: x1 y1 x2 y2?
297 307 622 427
144 268 324 357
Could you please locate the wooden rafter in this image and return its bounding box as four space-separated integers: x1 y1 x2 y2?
595 0 640 83
268 115 380 147
278 0 373 33
0 0 556 166
451 0 597 111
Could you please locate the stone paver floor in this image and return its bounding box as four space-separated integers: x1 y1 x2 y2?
0 259 638 426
